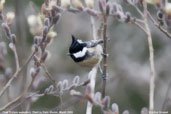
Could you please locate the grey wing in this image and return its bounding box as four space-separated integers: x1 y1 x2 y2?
84 39 103 48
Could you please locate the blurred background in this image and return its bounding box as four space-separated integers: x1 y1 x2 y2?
0 0 171 113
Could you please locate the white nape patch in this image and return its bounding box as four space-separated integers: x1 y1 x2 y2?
73 47 87 58
77 39 83 43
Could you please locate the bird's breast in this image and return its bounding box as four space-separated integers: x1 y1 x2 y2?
78 56 100 67
77 45 103 68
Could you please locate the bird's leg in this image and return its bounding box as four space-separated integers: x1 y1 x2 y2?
98 64 107 80
107 36 110 41
98 64 103 74
101 53 109 57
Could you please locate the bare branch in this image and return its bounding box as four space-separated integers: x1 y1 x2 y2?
41 63 57 88
102 11 108 98
133 21 147 34
143 2 155 111
86 15 99 114
147 10 171 39
0 94 24 111
86 65 98 114
13 45 20 71
0 51 36 97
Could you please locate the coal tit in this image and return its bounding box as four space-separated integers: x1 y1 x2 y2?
68 35 103 68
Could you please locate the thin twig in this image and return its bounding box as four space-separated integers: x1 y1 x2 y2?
86 16 99 114
162 78 171 111
86 65 98 114
13 45 20 71
136 18 145 24
134 5 144 17
27 72 38 92
90 16 97 40
102 9 108 98
143 2 155 111
0 62 39 112
146 10 171 39
133 21 147 34
0 51 36 97
0 91 42 111
41 63 57 88
0 93 24 111
1 84 43 111
0 77 90 111
8 92 42 111
0 70 20 98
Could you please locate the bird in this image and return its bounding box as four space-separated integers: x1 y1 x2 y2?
68 35 103 68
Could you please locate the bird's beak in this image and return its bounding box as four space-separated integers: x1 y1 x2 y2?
67 53 71 56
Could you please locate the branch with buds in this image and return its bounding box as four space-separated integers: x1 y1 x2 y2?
0 75 90 111
0 2 21 97
70 83 149 114
0 0 170 113
0 0 59 110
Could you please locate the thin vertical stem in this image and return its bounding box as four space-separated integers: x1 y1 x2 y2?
86 16 98 114
102 2 108 98
162 79 171 111
143 2 155 111
13 46 20 71
0 51 36 97
86 65 98 114
90 17 97 40
146 10 171 39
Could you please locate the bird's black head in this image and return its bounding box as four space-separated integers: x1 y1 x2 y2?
69 35 88 62
69 35 84 54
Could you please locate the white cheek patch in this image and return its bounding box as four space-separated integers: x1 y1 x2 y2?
73 47 87 58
